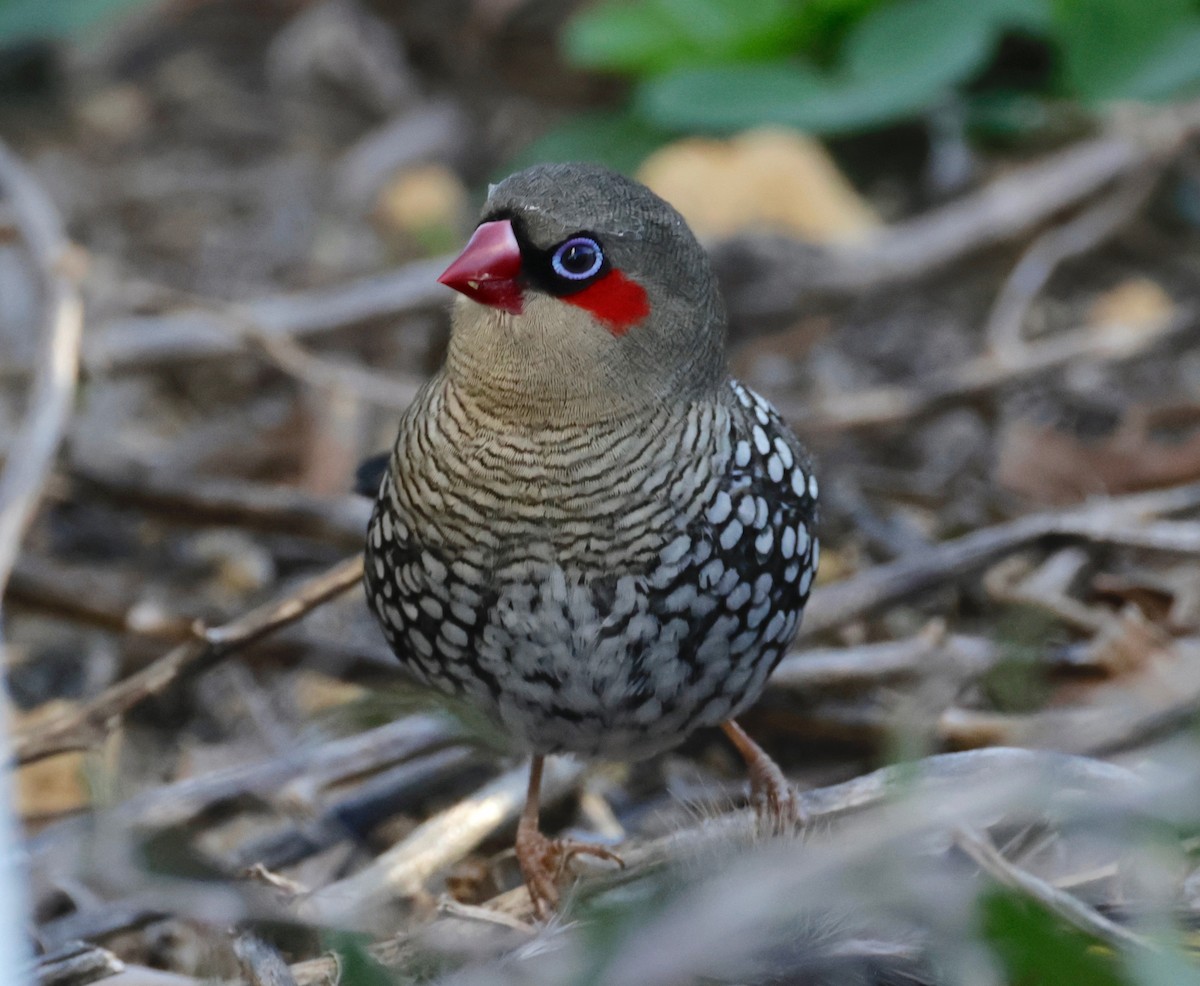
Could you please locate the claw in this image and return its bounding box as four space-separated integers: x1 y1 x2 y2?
516 755 625 920
722 720 805 835
746 748 803 835
516 825 624 919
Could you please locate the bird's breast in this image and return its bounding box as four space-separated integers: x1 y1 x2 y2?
385 380 729 574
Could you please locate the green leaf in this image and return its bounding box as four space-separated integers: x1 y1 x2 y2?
981 888 1131 986
564 0 803 75
786 0 895 63
1051 0 1200 100
1116 26 1200 102
323 933 393 986
565 2 686 75
637 63 831 133
651 0 802 61
843 0 1001 84
983 0 1055 31
638 60 960 135
637 0 1047 136
0 0 157 44
844 0 1050 85
507 111 671 176
638 50 977 135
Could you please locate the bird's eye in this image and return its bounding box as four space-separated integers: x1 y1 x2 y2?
550 236 604 281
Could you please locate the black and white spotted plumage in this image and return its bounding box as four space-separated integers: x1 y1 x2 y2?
365 375 816 759
364 162 818 761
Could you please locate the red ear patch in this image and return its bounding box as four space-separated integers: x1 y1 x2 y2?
563 270 650 336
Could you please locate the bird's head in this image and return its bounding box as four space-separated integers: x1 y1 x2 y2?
437 162 726 425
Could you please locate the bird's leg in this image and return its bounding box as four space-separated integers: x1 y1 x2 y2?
514 755 625 919
721 720 803 834
514 755 562 918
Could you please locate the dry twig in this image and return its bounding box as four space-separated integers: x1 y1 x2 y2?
365 747 1145 937
301 756 589 928
938 635 1200 755
783 305 1193 435
28 714 457 862
714 109 1200 331
0 141 84 601
9 106 1198 390
13 555 365 764
229 746 479 872
770 630 1000 693
954 823 1156 954
32 941 124 986
7 554 196 643
70 461 371 547
799 479 1200 640
983 168 1162 355
80 257 451 376
232 931 299 986
240 326 424 410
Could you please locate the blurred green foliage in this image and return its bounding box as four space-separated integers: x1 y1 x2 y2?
980 606 1059 714
981 888 1129 985
533 0 1200 166
982 887 1200 986
323 933 395 986
0 0 156 45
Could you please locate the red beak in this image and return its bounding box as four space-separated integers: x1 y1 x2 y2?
437 219 524 314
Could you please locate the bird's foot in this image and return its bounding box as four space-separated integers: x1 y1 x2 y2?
515 825 624 920
722 720 804 836
746 750 804 835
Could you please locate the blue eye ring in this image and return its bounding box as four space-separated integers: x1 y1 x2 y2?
551 236 604 281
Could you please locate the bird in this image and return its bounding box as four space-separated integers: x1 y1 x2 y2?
363 162 819 917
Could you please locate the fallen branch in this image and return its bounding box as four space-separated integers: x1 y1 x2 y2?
27 715 464 940
240 324 425 410
769 630 1001 693
38 714 456 846
228 746 480 872
80 256 450 375
70 461 371 547
13 554 365 765
938 635 1200 756
7 554 196 644
799 479 1200 640
782 306 1193 435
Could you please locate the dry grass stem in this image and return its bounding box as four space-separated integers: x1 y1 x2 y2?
955 824 1157 954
